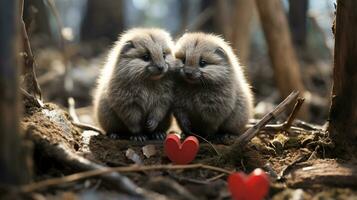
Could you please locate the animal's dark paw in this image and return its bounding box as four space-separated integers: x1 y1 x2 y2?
210 134 237 144
146 119 159 132
150 131 167 140
129 134 148 142
107 133 122 140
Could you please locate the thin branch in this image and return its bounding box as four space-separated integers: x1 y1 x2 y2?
244 97 305 135
68 97 80 123
260 124 306 133
235 91 300 147
206 173 226 182
168 172 209 185
72 121 104 134
189 132 220 156
22 142 143 196
20 164 233 193
20 0 42 99
44 0 72 94
67 97 104 134
20 88 44 108
283 97 305 130
221 91 300 162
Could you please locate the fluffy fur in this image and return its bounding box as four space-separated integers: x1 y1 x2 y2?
173 32 254 139
93 28 175 140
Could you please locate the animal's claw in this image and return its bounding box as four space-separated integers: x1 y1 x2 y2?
130 135 148 142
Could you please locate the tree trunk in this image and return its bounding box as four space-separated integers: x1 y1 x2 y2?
179 0 189 32
255 0 308 118
215 0 232 39
328 0 357 146
81 0 124 42
231 0 255 66
289 0 308 47
0 0 31 185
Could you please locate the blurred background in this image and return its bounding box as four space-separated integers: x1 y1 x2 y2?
23 0 335 125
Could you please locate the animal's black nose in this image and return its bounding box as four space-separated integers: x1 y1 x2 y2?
184 67 194 75
185 72 194 78
182 67 201 80
157 65 165 71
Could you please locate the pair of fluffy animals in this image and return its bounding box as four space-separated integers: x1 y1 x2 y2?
93 28 254 141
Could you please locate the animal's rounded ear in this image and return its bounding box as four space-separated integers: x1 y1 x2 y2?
120 41 135 55
214 47 227 60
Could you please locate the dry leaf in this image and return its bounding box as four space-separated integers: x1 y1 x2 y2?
125 148 142 164
142 144 157 158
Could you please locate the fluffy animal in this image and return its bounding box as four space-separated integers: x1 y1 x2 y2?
93 28 175 141
173 32 254 140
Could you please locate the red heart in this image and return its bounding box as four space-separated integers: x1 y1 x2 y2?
228 169 269 200
164 134 199 164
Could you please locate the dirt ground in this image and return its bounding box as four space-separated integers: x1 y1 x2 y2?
3 101 354 200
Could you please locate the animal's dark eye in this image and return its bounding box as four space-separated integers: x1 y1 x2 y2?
199 58 207 67
142 53 150 61
163 52 166 59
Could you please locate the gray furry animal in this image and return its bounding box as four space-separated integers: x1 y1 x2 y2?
93 28 175 141
173 33 254 140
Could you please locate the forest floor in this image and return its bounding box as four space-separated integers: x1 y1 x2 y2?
4 97 356 200
3 39 357 199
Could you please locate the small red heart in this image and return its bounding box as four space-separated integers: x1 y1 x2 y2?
228 168 269 200
164 134 199 164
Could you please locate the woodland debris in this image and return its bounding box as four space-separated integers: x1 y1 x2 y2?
146 177 198 200
20 0 42 99
68 97 104 134
272 189 308 200
126 148 142 164
20 163 233 193
21 88 44 108
277 153 310 181
230 91 300 152
286 159 357 188
142 145 157 158
21 105 143 197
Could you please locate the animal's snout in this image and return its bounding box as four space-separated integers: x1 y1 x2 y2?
183 67 195 76
156 64 165 71
182 67 200 80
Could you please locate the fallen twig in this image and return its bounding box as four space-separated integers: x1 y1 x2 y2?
246 97 305 132
20 0 42 99
277 153 310 181
168 172 209 185
72 122 104 134
294 120 325 131
67 97 104 134
283 98 305 130
246 124 306 133
68 97 80 123
236 91 300 146
189 132 220 156
221 91 300 162
206 173 226 182
20 163 233 193
21 88 44 108
21 141 143 196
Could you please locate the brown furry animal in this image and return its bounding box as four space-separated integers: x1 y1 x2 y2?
173 33 254 140
93 28 175 141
